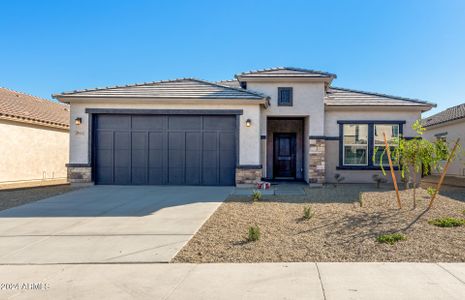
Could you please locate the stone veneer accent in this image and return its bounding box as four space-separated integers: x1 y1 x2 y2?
67 165 92 183
308 138 325 184
235 166 262 185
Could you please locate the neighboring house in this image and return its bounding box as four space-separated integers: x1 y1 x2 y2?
0 87 69 188
53 67 434 186
422 103 465 179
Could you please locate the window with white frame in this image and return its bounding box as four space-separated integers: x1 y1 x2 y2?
343 124 368 165
373 124 399 165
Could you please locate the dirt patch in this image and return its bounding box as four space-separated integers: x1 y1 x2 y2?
0 185 83 211
173 185 465 263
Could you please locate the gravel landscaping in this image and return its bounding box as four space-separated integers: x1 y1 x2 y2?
0 184 83 211
173 184 465 263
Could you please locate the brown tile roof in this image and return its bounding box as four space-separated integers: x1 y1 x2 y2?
0 87 69 129
326 87 436 110
422 102 465 127
235 67 337 79
53 78 267 101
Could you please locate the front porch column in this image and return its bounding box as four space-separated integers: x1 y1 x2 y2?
308 138 325 184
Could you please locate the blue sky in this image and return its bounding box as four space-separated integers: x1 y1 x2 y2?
1 0 464 116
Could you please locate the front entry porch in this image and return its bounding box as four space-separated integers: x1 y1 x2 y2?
264 117 307 182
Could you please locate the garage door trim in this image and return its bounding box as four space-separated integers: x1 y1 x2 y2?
87 109 242 185
86 108 244 115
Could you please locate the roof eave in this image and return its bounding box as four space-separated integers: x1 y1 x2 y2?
54 95 268 104
325 104 434 112
234 75 335 84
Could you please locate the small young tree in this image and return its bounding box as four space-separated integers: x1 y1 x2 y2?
374 120 449 209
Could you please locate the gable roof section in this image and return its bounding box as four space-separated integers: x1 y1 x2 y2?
235 67 337 79
422 103 465 127
0 87 69 129
53 78 267 102
325 87 435 109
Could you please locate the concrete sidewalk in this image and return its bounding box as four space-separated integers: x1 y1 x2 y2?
0 262 464 299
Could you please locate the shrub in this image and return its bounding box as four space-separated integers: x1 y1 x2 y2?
251 190 262 202
426 187 436 197
303 206 314 220
248 225 260 242
462 210 465 215
376 233 406 245
428 217 465 227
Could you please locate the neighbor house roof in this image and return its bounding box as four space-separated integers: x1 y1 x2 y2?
325 87 435 109
422 103 465 128
0 87 69 129
216 79 241 88
235 67 337 79
53 78 268 102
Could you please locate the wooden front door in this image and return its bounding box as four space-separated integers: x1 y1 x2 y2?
273 133 296 179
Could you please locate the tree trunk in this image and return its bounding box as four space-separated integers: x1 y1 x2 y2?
429 138 461 209
412 172 417 209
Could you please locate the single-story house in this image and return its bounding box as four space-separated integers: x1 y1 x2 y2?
53 67 435 186
422 103 465 180
0 87 69 188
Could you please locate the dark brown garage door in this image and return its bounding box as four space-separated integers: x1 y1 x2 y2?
93 114 237 185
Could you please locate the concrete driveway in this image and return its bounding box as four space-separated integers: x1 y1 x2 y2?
0 186 231 264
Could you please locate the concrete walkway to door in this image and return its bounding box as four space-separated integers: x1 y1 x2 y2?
0 186 231 264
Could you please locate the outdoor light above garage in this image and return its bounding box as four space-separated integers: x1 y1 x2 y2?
246 119 252 127
75 117 82 125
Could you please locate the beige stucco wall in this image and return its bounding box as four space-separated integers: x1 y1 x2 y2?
324 107 422 183
247 81 325 178
247 82 326 136
325 107 421 137
68 100 261 166
423 119 465 178
0 120 69 183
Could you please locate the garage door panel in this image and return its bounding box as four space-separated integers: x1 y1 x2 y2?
148 168 165 185
95 167 113 184
203 116 236 130
219 168 235 185
132 168 147 185
168 150 185 168
202 150 218 167
115 132 130 149
202 168 218 185
169 116 201 130
95 149 113 167
149 150 164 167
149 132 165 149
185 168 201 185
203 132 218 151
132 115 167 130
169 168 185 185
95 131 113 149
186 132 201 150
114 167 130 184
219 132 235 150
168 132 185 150
114 149 130 167
96 115 130 130
220 150 235 168
94 114 236 186
131 132 147 150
